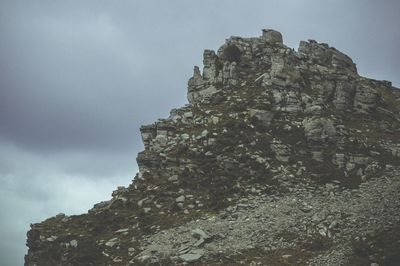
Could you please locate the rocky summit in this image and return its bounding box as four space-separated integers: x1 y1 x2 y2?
25 29 400 266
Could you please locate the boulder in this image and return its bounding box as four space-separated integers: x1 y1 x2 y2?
262 29 283 44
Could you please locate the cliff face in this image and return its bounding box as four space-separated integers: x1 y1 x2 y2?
25 29 400 266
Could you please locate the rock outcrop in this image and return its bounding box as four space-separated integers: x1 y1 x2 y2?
25 29 400 266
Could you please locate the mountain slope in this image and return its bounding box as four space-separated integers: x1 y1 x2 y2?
25 29 400 266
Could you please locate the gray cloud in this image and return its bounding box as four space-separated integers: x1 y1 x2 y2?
0 143 135 266
0 1 399 265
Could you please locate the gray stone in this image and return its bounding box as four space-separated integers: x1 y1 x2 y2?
312 210 329 223
46 236 57 242
115 228 129 234
194 238 205 247
333 80 356 111
203 50 219 80
303 117 336 142
183 111 193 119
192 228 210 240
222 61 238 85
262 29 283 44
153 135 168 150
270 139 291 162
105 238 119 247
176 195 185 203
137 255 151 262
181 133 190 140
207 138 216 145
128 247 136 256
346 162 356 171
211 116 219 124
168 175 179 182
350 155 370 165
179 249 204 262
70 239 78 248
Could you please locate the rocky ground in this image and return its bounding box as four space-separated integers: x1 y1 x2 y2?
137 169 400 265
25 29 400 265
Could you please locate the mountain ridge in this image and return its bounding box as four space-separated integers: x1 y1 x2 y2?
25 29 400 266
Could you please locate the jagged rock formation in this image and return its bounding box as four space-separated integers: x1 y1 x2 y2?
25 29 400 266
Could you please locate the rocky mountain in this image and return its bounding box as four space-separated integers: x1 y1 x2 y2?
25 29 400 266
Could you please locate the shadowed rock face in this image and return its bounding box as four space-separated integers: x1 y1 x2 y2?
25 29 400 266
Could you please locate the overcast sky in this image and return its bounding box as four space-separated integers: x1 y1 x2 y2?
0 1 399 265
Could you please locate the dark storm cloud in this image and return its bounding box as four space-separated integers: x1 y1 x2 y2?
0 1 399 265
0 1 188 152
1 0 399 150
